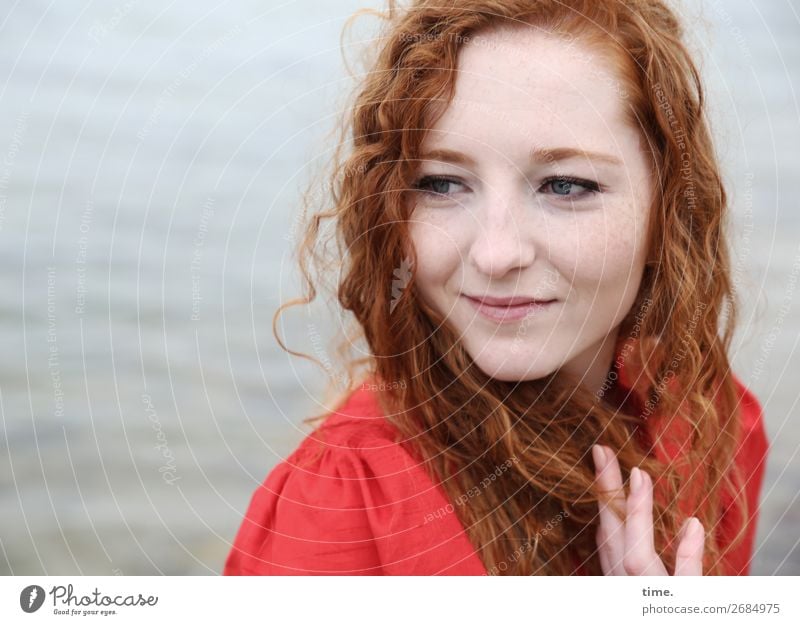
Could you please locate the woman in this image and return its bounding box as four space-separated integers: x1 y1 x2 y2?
224 0 768 575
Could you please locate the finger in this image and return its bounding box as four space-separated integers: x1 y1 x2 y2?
623 467 668 575
596 526 612 575
593 444 627 575
674 517 705 576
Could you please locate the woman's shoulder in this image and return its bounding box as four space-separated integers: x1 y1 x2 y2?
729 372 769 459
717 373 770 575
302 379 405 450
273 381 422 487
224 380 486 575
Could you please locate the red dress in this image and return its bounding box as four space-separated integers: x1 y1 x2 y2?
223 354 769 575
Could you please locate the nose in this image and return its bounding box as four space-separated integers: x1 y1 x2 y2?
468 194 536 278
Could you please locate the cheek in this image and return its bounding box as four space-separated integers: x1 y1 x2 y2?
408 219 460 296
553 205 648 292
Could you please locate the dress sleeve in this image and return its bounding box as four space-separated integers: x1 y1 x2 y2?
223 439 385 575
716 375 770 575
223 423 488 576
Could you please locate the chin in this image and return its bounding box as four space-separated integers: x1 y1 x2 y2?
470 350 556 383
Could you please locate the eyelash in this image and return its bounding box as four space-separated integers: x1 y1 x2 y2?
412 175 602 201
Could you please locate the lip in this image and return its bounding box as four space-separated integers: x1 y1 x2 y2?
462 294 557 323
463 294 556 306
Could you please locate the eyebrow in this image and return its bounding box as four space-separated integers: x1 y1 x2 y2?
418 146 623 167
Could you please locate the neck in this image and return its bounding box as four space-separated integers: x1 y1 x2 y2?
560 327 621 399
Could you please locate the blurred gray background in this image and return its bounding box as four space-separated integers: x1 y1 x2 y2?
0 0 797 575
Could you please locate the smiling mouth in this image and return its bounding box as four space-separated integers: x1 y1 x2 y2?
462 294 558 323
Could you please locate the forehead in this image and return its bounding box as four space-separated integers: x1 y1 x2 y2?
430 27 632 142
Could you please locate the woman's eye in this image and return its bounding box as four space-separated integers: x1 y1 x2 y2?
540 176 600 198
413 175 465 198
412 174 601 203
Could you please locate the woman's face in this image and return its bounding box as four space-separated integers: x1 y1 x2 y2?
408 27 653 394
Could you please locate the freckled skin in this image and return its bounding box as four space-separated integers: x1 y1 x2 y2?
408 27 653 393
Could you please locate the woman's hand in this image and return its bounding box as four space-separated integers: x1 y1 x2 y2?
592 444 705 575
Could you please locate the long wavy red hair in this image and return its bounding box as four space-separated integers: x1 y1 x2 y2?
276 0 749 575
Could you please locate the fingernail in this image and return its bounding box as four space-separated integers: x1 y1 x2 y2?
630 467 641 493
592 445 606 471
680 517 701 540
